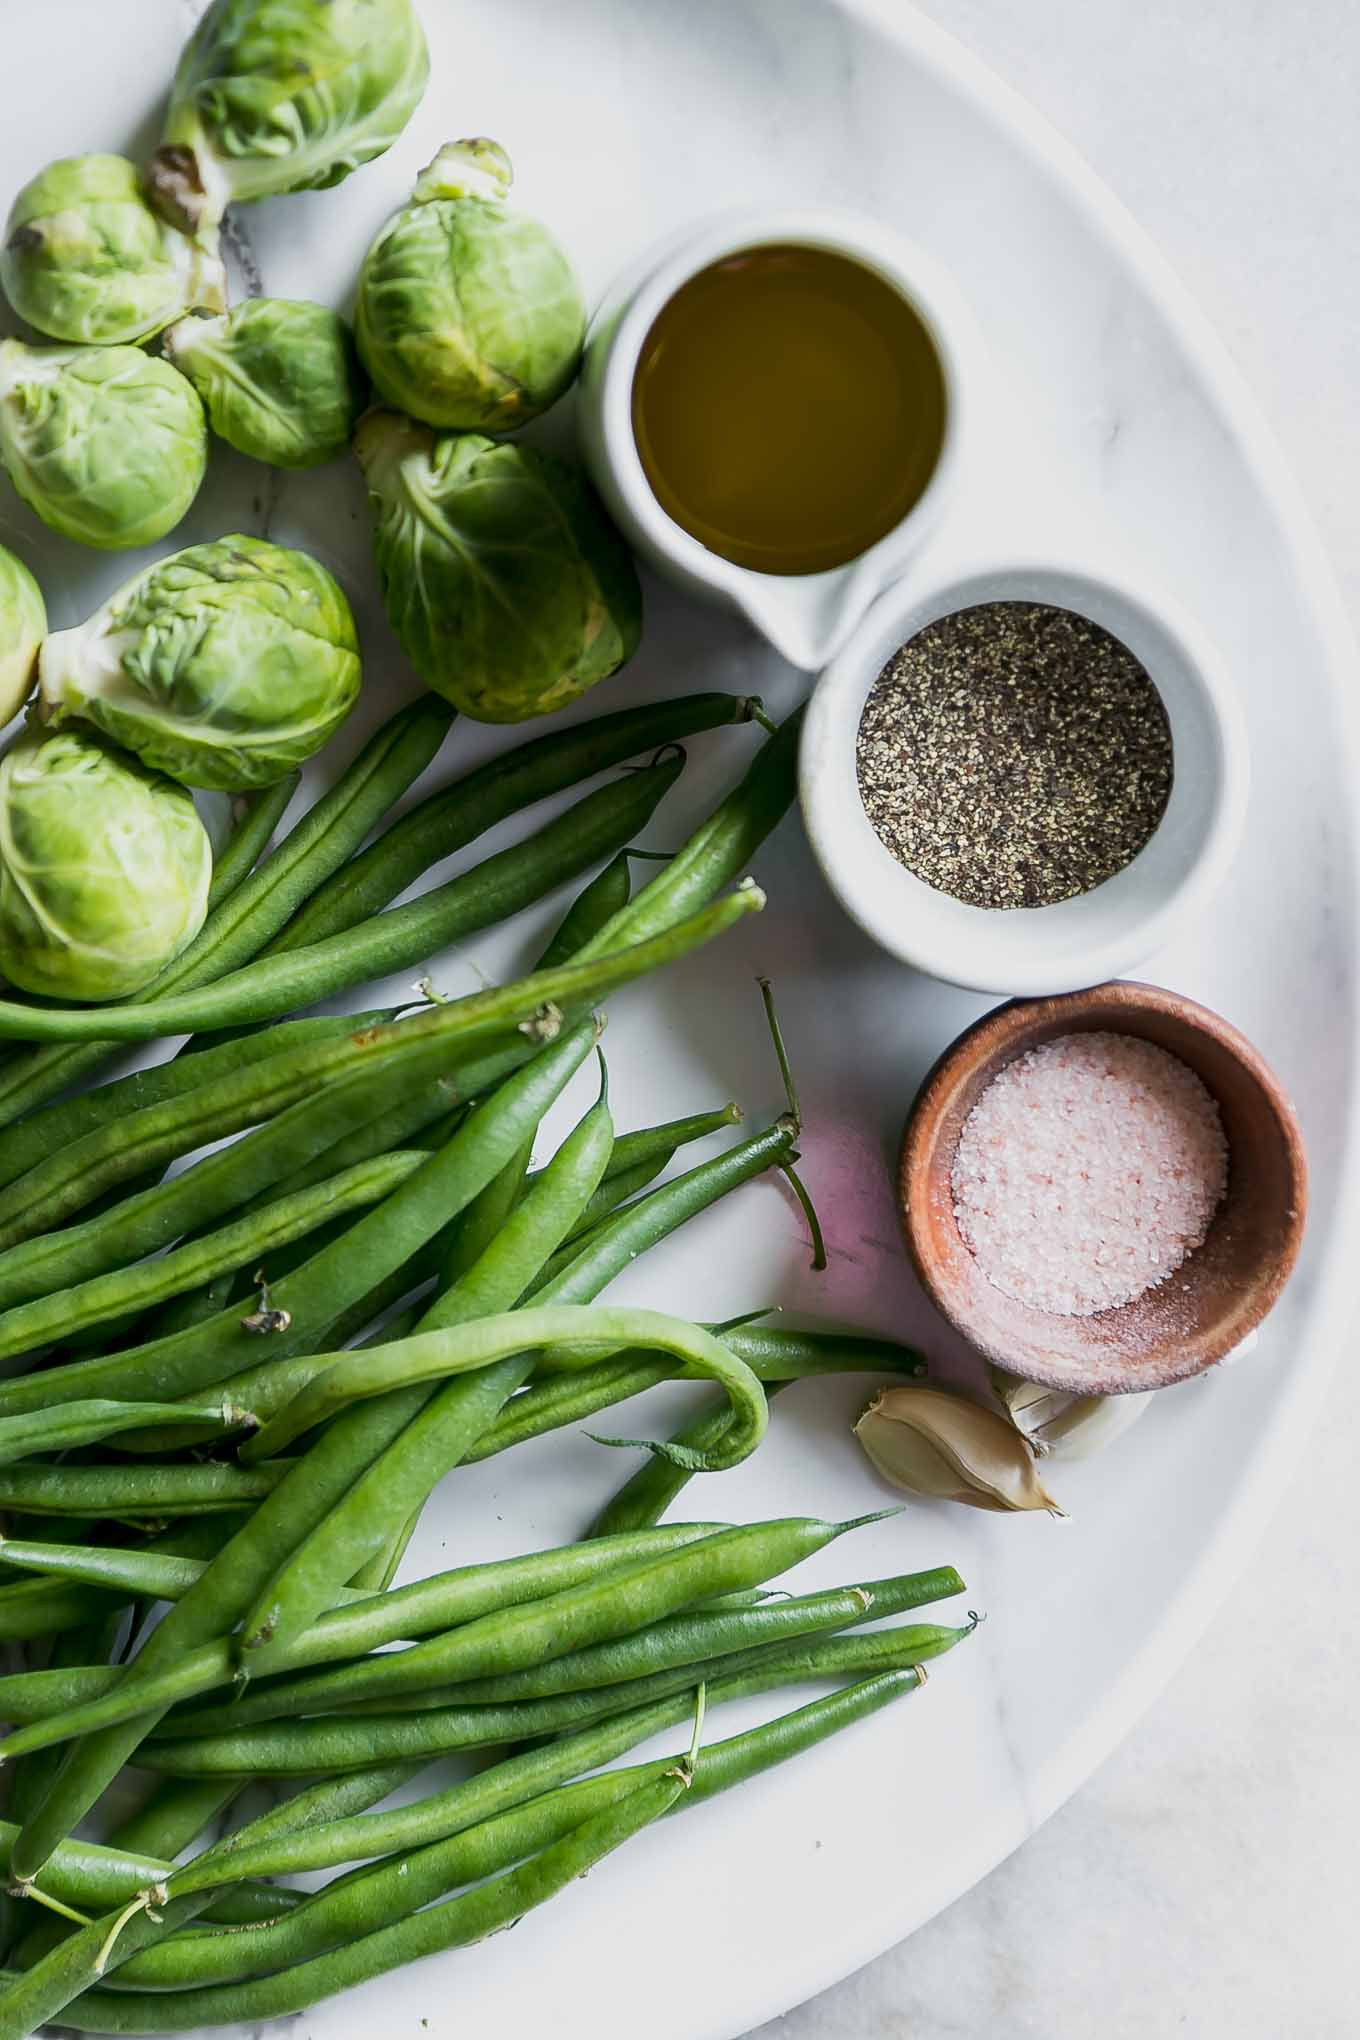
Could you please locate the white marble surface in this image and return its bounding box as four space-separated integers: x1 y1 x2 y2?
752 6 1360 2036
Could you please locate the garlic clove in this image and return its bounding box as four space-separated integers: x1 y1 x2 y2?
855 1385 1063 1515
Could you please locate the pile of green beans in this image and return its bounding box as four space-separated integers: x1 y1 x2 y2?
0 703 982 2040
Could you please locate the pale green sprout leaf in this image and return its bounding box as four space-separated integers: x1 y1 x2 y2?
355 411 642 726
149 0 430 233
0 153 224 346
0 725 211 1002
0 339 208 552
355 137 585 433
0 546 44 728
37 535 362 792
163 300 365 470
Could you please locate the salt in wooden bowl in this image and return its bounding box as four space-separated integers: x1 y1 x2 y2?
898 981 1308 1393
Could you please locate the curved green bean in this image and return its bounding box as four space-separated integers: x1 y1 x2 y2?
240 1303 770 1462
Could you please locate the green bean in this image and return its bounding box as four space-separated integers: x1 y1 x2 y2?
0 1401 243 1468
106 1670 923 1995
224 1516 868 1724
271 693 751 954
0 696 452 1126
101 1780 242 1866
0 758 685 1045
3 1027 607 1884
6 1615 122 1838
0 1153 423 1362
0 1010 433 1265
0 1526 727 1758
591 1381 790 1537
0 1030 622 1424
0 1543 223 1607
574 704 802 960
0 1464 289 1519
0 1825 295 1926
237 1083 617 1663
533 848 635 968
140 1614 961 1782
241 1302 770 1462
179 1577 882 1734
2 1769 686 2035
0 1014 385 1204
0 1522 238 1645
204 776 300 914
0 1763 421 2037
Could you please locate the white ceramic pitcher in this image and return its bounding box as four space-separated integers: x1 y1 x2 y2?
577 207 978 672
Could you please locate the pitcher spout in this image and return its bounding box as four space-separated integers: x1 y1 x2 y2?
734 558 886 672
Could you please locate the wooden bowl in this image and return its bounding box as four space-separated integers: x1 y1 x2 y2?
899 981 1307 1393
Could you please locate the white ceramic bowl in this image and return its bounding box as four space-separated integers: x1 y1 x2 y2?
800 562 1250 995
579 206 979 671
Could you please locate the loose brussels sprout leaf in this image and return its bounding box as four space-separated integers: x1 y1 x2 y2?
0 154 225 346
38 535 362 791
0 724 211 1001
0 546 44 728
0 339 208 552
355 138 586 433
163 300 365 469
149 0 430 233
355 411 642 724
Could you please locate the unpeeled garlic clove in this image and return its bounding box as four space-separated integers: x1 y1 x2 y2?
854 1385 1064 1515
990 1365 1155 1461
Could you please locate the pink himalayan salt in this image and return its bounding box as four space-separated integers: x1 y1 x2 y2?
951 1030 1228 1317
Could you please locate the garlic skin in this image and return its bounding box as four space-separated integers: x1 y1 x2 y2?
854 1385 1062 1515
990 1366 1155 1461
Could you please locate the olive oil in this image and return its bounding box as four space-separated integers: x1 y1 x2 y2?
631 244 947 577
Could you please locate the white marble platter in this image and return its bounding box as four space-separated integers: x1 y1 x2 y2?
1 2 1357 2037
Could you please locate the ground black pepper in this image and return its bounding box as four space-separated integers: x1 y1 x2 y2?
855 601 1174 909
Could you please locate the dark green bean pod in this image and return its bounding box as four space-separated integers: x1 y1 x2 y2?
271 693 751 954
0 1762 421 2038
0 1462 289 1518
0 1823 296 1927
215 1517 873 1723
102 1778 243 1865
236 1083 618 1661
2 1025 609 1884
103 1670 923 1996
203 775 301 914
0 1152 423 1361
0 1771 686 2036
138 1615 966 1780
0 1525 727 1756
0 1013 386 1203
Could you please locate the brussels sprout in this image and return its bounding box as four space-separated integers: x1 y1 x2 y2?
0 154 225 347
149 0 430 234
38 535 362 791
0 724 211 1001
163 300 365 469
355 410 641 724
355 139 585 433
0 339 208 552
0 546 44 729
